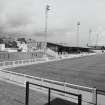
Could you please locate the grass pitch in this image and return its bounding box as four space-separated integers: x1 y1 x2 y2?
7 54 105 90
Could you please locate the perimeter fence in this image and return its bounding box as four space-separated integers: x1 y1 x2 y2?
0 53 96 69
0 69 104 105
25 81 82 105
0 58 49 69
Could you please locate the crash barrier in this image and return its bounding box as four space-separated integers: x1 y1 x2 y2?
0 69 104 105
25 81 82 105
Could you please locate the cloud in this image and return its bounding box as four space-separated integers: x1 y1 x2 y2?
0 0 39 33
0 0 104 46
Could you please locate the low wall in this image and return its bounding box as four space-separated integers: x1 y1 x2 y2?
0 51 44 62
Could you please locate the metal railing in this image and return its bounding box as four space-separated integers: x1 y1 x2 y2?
96 89 105 105
0 53 103 105
0 69 100 105
0 52 96 69
0 58 49 69
25 81 82 105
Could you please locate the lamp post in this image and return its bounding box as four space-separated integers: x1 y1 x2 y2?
95 34 99 47
44 4 50 55
88 29 92 46
77 22 80 47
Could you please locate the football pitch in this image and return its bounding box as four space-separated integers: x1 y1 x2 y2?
7 54 105 90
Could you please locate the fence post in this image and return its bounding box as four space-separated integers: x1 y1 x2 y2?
48 88 51 105
92 87 97 105
12 61 14 66
64 81 65 90
3 61 5 67
41 78 44 90
25 81 29 105
10 72 12 80
96 89 97 105
64 81 66 96
34 58 36 63
77 85 80 94
24 74 26 84
78 94 82 105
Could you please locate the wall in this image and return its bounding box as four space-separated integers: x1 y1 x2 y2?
0 51 44 62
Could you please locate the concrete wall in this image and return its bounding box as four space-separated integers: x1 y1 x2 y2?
0 51 44 62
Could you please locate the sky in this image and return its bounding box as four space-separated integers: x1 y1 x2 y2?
0 0 105 46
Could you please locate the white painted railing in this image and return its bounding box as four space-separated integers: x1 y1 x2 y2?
0 58 50 69
0 69 100 105
46 48 58 57
0 52 96 69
